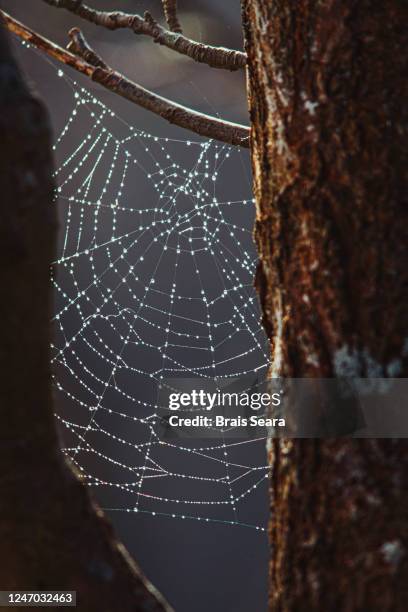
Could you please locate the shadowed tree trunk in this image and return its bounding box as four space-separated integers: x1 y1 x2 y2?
2 0 408 609
0 20 171 612
242 1 408 610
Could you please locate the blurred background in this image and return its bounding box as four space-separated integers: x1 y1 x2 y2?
3 2 270 611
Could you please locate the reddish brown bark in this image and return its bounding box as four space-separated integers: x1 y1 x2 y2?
242 1 408 610
0 21 172 612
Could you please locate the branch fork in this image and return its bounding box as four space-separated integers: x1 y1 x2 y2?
1 11 250 148
43 0 247 71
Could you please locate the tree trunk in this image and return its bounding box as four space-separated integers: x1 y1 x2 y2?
0 21 171 612
241 1 408 610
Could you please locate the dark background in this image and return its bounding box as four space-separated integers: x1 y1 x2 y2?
3 2 270 611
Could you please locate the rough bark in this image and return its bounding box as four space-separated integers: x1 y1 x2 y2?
0 21 172 612
162 0 182 33
242 1 408 610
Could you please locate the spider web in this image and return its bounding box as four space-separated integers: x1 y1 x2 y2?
41 62 271 532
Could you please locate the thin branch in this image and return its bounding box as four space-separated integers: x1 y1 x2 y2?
162 0 182 33
3 11 93 77
2 11 250 148
67 27 108 69
42 0 247 71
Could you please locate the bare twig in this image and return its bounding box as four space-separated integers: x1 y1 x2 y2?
42 0 247 71
162 0 182 33
2 11 250 147
67 27 108 69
